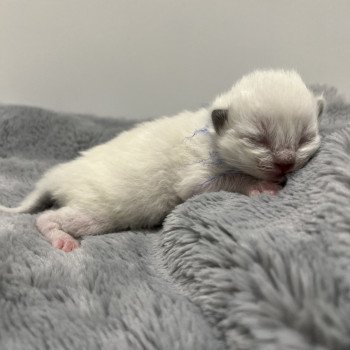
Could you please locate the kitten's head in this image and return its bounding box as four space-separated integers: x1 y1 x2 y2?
211 69 324 181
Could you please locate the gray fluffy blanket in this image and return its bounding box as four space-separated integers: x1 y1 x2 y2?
1 86 350 350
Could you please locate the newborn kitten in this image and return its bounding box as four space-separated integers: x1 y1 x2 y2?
0 69 324 252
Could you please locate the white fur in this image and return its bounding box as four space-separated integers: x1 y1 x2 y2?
0 69 324 249
212 69 322 179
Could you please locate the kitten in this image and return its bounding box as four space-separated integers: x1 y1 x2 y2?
0 69 324 252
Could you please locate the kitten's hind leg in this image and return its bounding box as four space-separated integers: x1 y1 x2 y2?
36 207 110 252
36 209 79 252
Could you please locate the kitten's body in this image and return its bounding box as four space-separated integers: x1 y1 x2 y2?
0 69 324 251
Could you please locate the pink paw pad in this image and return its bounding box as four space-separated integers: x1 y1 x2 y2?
53 237 79 252
248 182 282 197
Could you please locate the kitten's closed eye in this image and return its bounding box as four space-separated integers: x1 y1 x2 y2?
257 136 270 147
250 135 270 148
240 133 270 148
299 133 316 146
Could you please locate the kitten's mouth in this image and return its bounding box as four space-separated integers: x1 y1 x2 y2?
278 176 287 186
265 164 295 180
264 170 287 183
257 165 292 182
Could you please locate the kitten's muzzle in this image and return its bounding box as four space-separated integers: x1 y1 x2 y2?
273 162 295 175
264 162 294 181
273 150 296 175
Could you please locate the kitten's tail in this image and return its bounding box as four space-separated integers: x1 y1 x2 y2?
0 187 52 214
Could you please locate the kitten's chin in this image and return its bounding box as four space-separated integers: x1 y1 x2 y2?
270 175 286 184
256 170 285 183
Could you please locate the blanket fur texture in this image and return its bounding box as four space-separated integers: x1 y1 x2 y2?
1 85 350 349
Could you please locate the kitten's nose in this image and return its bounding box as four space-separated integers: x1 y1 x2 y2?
274 162 294 174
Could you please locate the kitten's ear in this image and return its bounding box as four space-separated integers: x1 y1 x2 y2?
316 95 325 119
211 109 228 134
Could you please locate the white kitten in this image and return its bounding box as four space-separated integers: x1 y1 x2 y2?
0 69 324 252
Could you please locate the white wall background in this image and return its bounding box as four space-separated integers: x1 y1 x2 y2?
1 0 349 119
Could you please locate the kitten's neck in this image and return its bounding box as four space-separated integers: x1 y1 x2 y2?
186 125 241 175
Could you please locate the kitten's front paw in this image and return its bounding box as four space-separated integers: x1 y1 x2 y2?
247 181 282 197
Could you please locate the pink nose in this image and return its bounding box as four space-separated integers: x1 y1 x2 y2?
274 162 294 174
